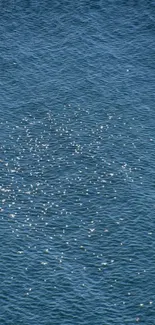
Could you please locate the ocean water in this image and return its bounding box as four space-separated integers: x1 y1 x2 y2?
0 1 155 324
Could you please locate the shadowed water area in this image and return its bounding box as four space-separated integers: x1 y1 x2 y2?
0 1 155 324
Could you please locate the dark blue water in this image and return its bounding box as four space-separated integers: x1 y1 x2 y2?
0 1 155 324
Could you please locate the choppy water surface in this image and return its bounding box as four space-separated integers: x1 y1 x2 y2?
0 1 155 324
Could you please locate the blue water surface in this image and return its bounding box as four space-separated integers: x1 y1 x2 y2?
0 1 155 324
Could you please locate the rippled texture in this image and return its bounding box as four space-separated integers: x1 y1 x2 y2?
0 1 155 324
